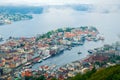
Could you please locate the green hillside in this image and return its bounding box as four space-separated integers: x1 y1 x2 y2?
70 65 120 80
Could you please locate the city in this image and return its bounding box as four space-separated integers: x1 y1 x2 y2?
0 0 120 80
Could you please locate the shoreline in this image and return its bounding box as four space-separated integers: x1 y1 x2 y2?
0 26 104 79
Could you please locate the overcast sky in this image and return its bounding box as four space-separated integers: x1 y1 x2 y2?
0 0 120 6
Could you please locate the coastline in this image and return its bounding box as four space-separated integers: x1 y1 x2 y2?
0 26 104 79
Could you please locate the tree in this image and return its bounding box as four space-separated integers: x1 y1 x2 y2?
36 75 46 80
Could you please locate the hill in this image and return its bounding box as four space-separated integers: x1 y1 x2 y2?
70 65 120 80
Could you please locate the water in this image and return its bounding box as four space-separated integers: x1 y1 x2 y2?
32 41 104 69
0 8 120 69
0 13 120 43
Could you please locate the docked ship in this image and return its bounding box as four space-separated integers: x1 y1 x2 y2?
0 35 3 42
38 59 43 63
43 55 51 60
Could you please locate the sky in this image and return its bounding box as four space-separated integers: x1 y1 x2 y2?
0 0 120 6
0 0 120 13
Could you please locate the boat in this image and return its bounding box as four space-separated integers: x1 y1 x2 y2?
98 36 104 41
27 65 32 68
88 50 95 54
0 35 3 42
38 59 43 63
43 55 51 60
25 62 31 66
78 51 82 54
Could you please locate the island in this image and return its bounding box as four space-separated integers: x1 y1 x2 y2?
0 6 43 26
0 13 33 25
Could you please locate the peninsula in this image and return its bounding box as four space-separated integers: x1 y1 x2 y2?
0 13 33 25
0 26 104 79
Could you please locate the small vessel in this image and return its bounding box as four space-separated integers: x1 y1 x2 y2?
98 35 104 41
38 59 43 63
0 35 3 42
78 51 82 54
25 62 31 66
88 49 94 54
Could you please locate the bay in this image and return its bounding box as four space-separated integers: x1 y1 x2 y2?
0 9 120 69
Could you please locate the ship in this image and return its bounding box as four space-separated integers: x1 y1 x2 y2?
78 51 82 54
38 59 43 63
43 55 51 60
88 49 95 54
0 35 3 42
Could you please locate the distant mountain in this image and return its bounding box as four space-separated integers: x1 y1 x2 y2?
0 6 43 14
70 4 93 12
43 4 93 12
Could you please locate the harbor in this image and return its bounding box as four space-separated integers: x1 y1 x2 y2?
32 41 104 70
0 7 120 79
0 26 105 79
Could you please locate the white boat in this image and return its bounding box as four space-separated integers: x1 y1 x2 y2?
43 55 51 60
38 59 43 63
25 62 31 66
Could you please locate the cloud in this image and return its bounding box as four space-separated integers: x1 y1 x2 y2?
0 0 120 14
43 4 120 14
92 4 120 13
0 0 120 6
